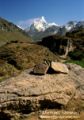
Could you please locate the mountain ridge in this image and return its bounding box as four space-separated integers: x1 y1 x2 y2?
25 16 84 41
0 17 32 46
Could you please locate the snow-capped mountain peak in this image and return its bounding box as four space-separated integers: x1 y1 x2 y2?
48 22 60 27
25 17 84 41
30 16 48 32
29 16 60 32
65 21 77 31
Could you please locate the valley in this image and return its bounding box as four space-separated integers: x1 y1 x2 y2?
0 17 84 120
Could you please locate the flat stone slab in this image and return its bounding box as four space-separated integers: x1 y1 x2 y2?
51 62 69 74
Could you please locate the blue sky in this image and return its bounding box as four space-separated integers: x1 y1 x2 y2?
0 0 84 28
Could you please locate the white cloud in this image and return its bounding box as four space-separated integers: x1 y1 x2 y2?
17 17 40 29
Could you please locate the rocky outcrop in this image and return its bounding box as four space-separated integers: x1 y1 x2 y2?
0 72 74 110
0 63 84 119
41 36 74 57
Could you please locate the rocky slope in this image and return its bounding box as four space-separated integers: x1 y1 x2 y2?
0 17 31 46
0 63 84 120
39 27 84 61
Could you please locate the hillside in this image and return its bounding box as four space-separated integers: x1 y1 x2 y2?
66 27 84 51
66 27 84 39
0 40 59 80
0 17 32 46
39 27 84 66
0 26 84 80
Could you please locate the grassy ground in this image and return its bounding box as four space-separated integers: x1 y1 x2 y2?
0 60 20 81
0 41 59 81
66 59 84 68
0 17 32 46
0 30 31 46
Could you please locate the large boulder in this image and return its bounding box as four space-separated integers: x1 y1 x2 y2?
51 62 69 74
0 63 84 119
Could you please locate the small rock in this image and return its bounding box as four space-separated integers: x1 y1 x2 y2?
33 63 49 75
51 62 69 74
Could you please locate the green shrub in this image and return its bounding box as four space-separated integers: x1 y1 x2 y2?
69 50 84 60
